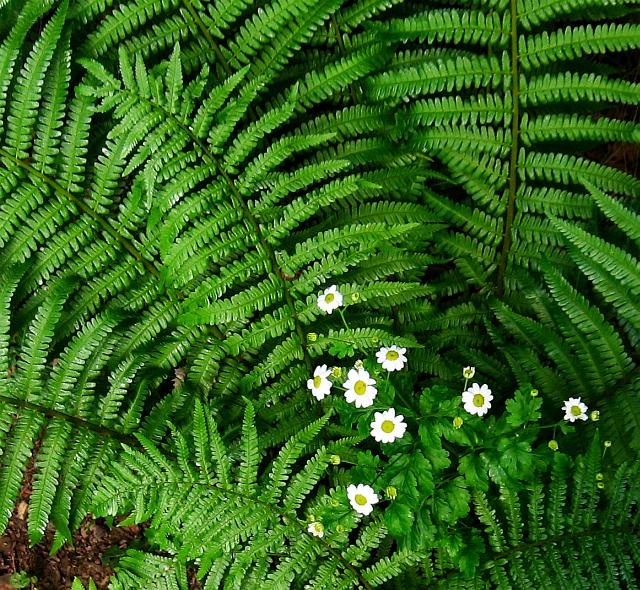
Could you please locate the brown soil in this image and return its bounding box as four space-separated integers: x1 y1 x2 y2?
0 459 144 590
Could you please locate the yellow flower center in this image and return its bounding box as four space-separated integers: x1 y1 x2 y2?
571 405 582 416
313 523 323 533
381 420 395 433
473 393 485 407
354 494 368 506
324 293 335 303
385 350 399 361
354 380 367 395
313 376 322 388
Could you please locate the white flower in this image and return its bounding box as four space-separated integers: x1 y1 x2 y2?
343 368 377 408
563 397 588 422
462 383 493 416
307 521 324 538
317 285 343 314
370 408 407 443
463 366 475 379
347 484 379 515
375 345 407 372
307 365 332 400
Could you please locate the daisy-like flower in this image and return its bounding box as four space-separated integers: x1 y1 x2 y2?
562 397 588 422
307 521 324 538
307 365 332 400
317 285 343 314
347 484 379 516
376 345 407 372
462 383 493 417
343 368 377 408
370 408 407 443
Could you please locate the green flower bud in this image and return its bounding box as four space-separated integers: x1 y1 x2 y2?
590 411 600 422
596 473 604 481
597 482 605 489
604 440 612 448
307 332 318 342
548 440 559 451
330 454 341 465
386 486 397 500
453 417 464 429
530 389 539 397
351 292 360 302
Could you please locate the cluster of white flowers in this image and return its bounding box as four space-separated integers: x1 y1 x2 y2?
309 286 412 517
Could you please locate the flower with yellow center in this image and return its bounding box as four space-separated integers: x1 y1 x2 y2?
370 408 407 443
317 285 343 314
307 521 324 538
462 383 493 417
306 365 332 400
562 397 588 422
343 368 377 408
375 345 407 372
347 484 379 515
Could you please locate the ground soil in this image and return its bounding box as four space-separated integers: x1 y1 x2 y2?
0 458 144 590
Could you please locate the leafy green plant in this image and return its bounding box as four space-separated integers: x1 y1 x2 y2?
0 0 638 588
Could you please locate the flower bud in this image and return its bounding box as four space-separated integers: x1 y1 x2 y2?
386 486 397 500
307 332 318 342
462 366 475 379
354 359 364 370
604 440 612 448
330 498 341 507
530 389 539 397
330 454 341 465
336 524 345 533
331 367 342 379
590 411 600 422
372 336 380 344
548 440 559 451
596 473 604 481
597 482 605 489
453 416 464 429
351 292 360 302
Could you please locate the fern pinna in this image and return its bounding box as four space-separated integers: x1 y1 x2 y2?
0 0 639 588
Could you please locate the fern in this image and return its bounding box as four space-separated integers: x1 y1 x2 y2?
0 0 638 587
378 0 640 453
92 400 417 589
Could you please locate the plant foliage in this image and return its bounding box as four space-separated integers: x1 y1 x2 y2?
0 0 638 587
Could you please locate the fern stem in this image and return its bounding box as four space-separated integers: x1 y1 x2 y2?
0 393 137 445
496 0 521 296
0 147 159 279
330 14 359 104
126 92 313 370
181 0 232 78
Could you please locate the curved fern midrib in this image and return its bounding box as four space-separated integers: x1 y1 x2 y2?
0 146 159 278
496 0 519 296
0 393 137 445
118 88 313 371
